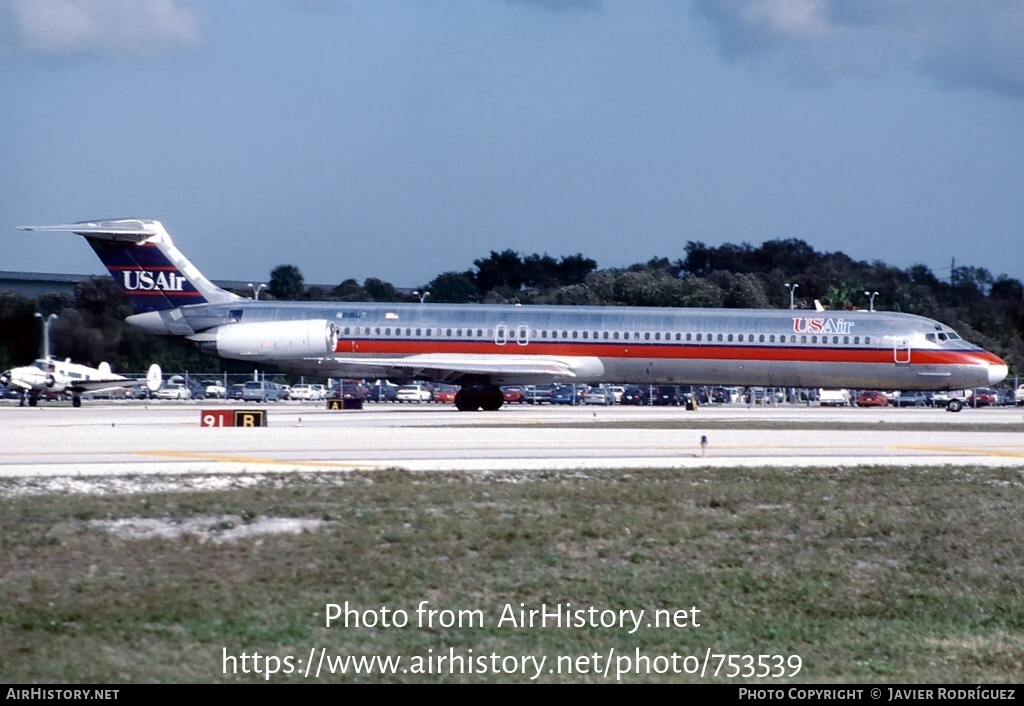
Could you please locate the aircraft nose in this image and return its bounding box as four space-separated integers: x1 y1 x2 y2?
988 361 1009 386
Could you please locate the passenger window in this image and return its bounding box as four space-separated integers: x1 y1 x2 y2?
644 332 651 340
583 331 589 339
654 332 660 340
696 333 702 342
686 333 692 341
343 327 350 335
572 331 579 339
801 335 807 343
811 336 817 344
759 334 765 343
865 336 871 344
843 336 849 344
728 334 733 342
854 336 859 344
717 334 724 342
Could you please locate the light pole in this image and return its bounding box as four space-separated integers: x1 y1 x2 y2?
34 313 57 358
864 291 879 312
784 283 799 310
248 283 267 300
413 290 430 303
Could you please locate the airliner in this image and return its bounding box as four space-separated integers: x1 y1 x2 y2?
17 219 1008 411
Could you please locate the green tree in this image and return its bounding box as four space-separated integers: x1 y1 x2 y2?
269 265 305 300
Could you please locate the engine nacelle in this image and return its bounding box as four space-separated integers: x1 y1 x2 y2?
198 320 339 361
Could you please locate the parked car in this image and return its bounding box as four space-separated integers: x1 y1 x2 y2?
583 385 615 405
890 391 934 407
153 383 191 400
241 380 281 402
620 386 649 406
524 384 555 404
652 385 683 406
432 384 459 404
608 385 625 403
367 380 399 402
501 386 525 404
329 380 368 400
818 389 851 407
853 390 888 407
226 383 245 400
396 384 433 403
289 384 327 401
551 384 582 405
202 380 226 399
970 388 998 407
1016 384 1024 406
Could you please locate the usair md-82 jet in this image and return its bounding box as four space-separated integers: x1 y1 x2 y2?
16 219 1008 411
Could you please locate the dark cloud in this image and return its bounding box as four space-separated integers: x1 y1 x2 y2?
693 0 1024 98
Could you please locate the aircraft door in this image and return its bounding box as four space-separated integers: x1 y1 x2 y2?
516 325 530 347
894 340 911 364
494 324 508 346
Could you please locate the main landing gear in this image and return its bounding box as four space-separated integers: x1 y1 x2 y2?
454 386 504 411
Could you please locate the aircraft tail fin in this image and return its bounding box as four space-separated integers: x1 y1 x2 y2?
17 219 242 314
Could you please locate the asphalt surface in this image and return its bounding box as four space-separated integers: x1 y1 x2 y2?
2 400 1023 492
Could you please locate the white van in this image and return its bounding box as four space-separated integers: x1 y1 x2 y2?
818 389 851 407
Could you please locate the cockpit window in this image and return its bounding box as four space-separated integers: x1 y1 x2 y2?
925 333 936 342
937 333 948 341
947 331 960 340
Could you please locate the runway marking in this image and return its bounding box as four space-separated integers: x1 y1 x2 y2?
132 451 389 468
890 445 1024 458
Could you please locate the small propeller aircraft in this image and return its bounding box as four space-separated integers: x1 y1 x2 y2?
0 358 162 407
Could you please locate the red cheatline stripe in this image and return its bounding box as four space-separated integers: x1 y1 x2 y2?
333 339 1002 366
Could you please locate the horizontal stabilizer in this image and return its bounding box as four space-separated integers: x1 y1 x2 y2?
18 219 162 242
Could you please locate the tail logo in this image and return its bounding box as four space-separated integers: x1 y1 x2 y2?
122 270 187 292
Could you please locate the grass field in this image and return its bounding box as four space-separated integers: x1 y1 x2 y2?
2 465 1022 683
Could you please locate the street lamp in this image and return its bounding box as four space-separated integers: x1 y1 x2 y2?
864 291 879 312
34 313 57 358
413 290 430 303
248 283 267 300
784 283 799 310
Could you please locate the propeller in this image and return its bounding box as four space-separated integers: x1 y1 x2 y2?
45 374 56 388
0 370 10 387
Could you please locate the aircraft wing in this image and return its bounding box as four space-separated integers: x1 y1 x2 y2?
313 354 577 380
65 377 137 395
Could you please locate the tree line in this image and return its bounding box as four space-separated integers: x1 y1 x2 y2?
2 238 1022 380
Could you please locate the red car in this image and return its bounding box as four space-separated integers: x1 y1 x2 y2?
854 390 888 407
971 388 998 407
501 386 525 403
432 384 459 404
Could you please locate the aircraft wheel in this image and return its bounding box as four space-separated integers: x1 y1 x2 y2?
455 390 480 412
28 396 38 407
480 387 504 411
946 399 963 413
72 396 82 408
